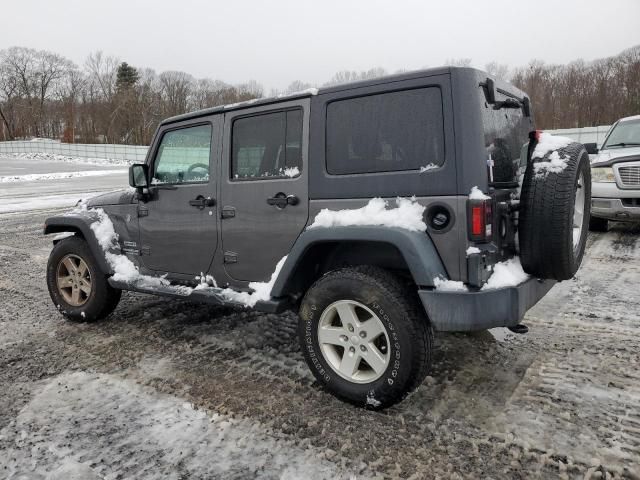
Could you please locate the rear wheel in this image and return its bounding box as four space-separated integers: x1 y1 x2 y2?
47 236 121 321
298 266 432 410
588 216 609 232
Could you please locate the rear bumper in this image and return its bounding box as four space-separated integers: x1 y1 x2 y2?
418 278 555 332
591 197 640 221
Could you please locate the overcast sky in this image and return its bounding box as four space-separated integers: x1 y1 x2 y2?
2 0 639 91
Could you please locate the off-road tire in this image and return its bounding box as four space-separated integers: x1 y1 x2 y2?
588 216 609 232
298 266 432 410
47 236 121 321
519 142 591 280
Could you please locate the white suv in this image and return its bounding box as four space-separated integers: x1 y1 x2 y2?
587 115 640 231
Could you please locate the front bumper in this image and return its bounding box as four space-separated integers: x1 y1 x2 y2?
591 180 640 221
418 278 555 332
591 197 640 221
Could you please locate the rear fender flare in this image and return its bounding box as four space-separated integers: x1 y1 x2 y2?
270 226 448 297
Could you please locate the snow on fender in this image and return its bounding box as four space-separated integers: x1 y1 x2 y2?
518 134 591 281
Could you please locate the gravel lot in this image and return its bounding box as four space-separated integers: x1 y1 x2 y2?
0 156 639 478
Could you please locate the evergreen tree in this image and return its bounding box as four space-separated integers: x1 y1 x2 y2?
116 62 139 93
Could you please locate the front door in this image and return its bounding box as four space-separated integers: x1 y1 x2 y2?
138 118 221 275
220 100 309 282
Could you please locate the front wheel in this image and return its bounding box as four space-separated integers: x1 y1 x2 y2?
298 266 432 410
46 236 121 321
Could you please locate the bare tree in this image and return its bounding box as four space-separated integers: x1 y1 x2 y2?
485 62 510 81
444 58 472 67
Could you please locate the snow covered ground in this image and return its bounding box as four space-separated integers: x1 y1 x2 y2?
1 152 640 478
1 210 639 478
0 154 126 213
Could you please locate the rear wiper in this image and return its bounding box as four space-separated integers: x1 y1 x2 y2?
604 142 640 148
493 98 521 110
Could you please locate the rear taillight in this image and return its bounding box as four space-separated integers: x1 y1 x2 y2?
468 198 493 242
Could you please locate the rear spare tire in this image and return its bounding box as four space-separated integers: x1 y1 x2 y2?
519 141 591 280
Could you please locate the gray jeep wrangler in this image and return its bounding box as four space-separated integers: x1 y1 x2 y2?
44 67 591 409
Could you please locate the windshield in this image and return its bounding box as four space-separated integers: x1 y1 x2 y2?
602 119 640 149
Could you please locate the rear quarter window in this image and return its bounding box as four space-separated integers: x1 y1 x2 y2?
326 88 445 175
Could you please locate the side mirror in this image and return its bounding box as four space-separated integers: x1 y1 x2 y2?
584 143 599 155
129 163 149 189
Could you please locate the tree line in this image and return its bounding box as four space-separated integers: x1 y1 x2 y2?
0 45 638 145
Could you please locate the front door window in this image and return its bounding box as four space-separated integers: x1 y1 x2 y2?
153 124 212 184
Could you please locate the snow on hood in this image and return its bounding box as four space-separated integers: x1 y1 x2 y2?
591 146 640 166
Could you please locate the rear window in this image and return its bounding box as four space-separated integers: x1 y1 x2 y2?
479 88 532 183
326 88 445 175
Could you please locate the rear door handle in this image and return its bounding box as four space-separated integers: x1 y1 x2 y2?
267 193 299 209
189 195 215 209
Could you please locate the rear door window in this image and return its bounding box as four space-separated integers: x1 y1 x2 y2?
326 88 445 175
231 109 302 179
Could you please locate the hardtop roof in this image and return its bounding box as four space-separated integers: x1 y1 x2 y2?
160 66 468 126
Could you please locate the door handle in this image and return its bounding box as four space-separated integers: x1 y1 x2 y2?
267 192 298 209
189 195 216 209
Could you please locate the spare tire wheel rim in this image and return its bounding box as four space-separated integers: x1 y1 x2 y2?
56 254 92 306
573 171 586 252
317 300 390 384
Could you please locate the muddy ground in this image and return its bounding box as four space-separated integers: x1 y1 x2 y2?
0 209 639 479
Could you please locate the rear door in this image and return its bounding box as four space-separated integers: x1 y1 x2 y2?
220 100 309 282
138 118 221 275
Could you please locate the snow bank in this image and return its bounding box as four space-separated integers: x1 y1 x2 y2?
308 197 427 232
481 257 529 290
0 169 126 183
469 186 490 200
10 152 133 167
0 192 98 214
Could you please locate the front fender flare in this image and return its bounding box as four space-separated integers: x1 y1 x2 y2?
270 226 448 297
44 214 113 275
